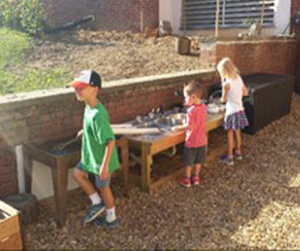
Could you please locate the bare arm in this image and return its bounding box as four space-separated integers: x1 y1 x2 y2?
77 129 83 138
242 84 248 96
100 140 115 179
100 140 115 178
221 83 230 103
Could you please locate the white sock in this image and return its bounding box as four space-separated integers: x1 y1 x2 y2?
106 207 116 222
89 193 101 205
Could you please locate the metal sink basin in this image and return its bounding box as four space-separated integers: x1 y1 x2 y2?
132 111 187 132
154 117 181 127
154 113 186 127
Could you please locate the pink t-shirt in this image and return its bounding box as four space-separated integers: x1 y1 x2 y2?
185 103 207 148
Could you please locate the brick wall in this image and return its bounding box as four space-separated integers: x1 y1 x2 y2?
200 38 298 76
0 148 18 198
41 0 159 32
0 70 217 198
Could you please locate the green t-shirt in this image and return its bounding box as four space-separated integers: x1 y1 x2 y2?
80 103 119 175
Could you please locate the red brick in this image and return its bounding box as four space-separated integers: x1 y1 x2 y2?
41 0 158 32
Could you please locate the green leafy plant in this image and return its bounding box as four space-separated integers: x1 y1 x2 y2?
0 69 72 95
0 28 72 95
0 28 32 69
0 0 46 35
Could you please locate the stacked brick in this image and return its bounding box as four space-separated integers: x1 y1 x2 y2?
41 0 159 32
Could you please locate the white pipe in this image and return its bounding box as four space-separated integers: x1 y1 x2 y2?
15 145 25 193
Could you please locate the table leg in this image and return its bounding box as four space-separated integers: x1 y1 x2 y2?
121 141 130 196
51 165 69 228
141 144 152 193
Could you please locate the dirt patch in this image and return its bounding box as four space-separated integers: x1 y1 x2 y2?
25 30 209 83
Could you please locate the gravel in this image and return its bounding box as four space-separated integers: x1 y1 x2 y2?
23 93 300 250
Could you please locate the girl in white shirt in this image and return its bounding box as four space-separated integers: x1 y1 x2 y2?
217 58 249 165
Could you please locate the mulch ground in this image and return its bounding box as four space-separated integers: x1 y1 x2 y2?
24 93 300 250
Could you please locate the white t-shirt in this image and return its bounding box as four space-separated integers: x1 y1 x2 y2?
223 75 245 117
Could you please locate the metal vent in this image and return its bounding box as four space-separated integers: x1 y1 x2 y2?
181 0 275 30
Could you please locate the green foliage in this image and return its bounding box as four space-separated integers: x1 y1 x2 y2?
0 28 72 95
0 28 32 68
0 0 46 35
0 69 72 95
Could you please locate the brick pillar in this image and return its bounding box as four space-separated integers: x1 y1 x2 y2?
0 144 18 198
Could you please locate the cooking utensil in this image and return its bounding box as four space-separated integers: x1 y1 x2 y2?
52 137 78 151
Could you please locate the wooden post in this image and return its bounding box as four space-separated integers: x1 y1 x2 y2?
183 0 186 36
140 0 144 32
215 0 220 38
260 0 266 27
141 144 152 192
51 165 69 228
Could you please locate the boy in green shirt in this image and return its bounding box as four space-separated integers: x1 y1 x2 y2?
69 70 119 229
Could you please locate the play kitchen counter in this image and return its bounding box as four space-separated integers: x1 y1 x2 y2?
125 112 225 194
23 136 129 228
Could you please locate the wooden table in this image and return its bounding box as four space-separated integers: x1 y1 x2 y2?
23 136 129 228
126 112 225 194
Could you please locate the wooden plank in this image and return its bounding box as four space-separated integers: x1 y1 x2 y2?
141 144 152 192
150 167 186 194
23 144 57 168
0 232 22 250
0 202 21 247
0 216 20 241
51 165 69 228
119 138 130 196
150 133 185 155
0 201 19 217
56 154 80 169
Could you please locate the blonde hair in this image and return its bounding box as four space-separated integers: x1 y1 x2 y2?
184 80 202 98
217 57 239 79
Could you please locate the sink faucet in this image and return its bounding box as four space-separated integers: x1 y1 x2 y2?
209 90 222 104
156 105 164 115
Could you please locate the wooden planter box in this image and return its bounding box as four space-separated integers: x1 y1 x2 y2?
0 200 23 250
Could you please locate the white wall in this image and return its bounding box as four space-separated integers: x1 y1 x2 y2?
31 161 79 200
274 0 291 35
159 0 182 34
159 0 292 37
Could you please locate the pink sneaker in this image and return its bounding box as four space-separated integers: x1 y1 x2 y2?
178 177 191 188
192 175 200 185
